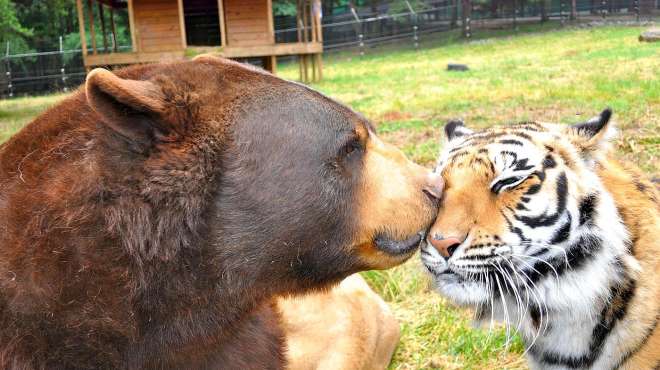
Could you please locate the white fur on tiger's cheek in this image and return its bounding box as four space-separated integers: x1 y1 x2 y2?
420 243 490 305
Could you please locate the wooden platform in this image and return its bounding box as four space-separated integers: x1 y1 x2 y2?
84 42 323 67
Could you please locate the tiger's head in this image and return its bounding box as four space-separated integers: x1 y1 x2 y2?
421 109 631 312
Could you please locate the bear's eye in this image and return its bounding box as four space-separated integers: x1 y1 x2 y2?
341 137 362 158
490 175 528 194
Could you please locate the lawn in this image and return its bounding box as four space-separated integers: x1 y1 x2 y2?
1 24 658 370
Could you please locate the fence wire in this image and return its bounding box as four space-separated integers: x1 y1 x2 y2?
2 0 658 98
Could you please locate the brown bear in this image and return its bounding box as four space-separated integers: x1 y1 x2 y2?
0 56 440 369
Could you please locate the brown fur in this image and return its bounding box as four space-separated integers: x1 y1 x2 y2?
0 57 437 369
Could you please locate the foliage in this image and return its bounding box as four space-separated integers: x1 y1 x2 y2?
273 0 298 16
0 0 32 54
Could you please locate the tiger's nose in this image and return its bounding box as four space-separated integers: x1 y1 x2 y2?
428 235 462 259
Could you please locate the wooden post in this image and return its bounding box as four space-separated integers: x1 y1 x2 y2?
127 0 138 51
309 0 317 42
264 55 277 74
87 0 97 55
267 0 275 44
177 0 187 48
76 0 88 58
98 3 108 52
109 7 118 52
296 0 303 42
217 0 227 46
315 53 323 81
570 0 577 20
314 0 323 43
302 0 309 43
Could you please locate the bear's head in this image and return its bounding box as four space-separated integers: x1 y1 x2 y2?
82 57 439 296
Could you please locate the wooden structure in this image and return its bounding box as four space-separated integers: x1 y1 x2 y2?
75 0 323 82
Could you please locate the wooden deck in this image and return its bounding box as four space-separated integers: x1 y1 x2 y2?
84 42 323 67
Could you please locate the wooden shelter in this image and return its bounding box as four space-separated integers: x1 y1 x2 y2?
75 0 323 82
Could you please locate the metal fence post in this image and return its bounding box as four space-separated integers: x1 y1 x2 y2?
60 36 68 92
5 42 12 98
634 0 639 21
601 0 607 18
405 1 419 50
560 0 566 26
350 6 365 57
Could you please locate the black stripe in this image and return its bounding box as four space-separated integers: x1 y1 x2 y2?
516 172 568 228
499 139 524 146
516 203 528 211
543 154 557 169
525 234 603 283
534 262 636 369
514 158 534 171
549 214 572 244
491 176 523 194
501 209 528 242
579 194 598 226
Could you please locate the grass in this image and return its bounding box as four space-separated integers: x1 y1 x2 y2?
1 24 658 370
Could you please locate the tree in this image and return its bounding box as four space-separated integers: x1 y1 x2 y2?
0 0 32 53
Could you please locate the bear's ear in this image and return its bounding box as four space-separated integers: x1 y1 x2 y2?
568 108 614 155
444 119 473 141
85 68 169 143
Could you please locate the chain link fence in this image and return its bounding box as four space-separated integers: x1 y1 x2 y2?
2 0 658 98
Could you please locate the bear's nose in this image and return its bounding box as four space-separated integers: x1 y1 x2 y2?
423 172 444 203
428 235 462 259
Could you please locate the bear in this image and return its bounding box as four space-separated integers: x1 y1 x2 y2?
0 56 440 369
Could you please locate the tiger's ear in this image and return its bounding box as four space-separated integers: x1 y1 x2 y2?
569 108 614 155
86 68 172 145
444 119 473 141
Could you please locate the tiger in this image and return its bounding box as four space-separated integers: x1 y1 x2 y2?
420 109 660 370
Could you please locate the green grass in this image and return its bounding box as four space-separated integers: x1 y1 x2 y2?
1 24 658 370
0 94 68 143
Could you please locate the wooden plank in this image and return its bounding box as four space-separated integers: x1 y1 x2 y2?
127 0 138 51
194 42 322 58
135 23 180 33
218 0 227 46
75 0 88 57
267 0 274 43
109 7 118 51
226 38 271 47
87 0 97 54
225 19 269 28
142 33 181 45
227 32 271 41
133 2 179 12
225 25 269 34
84 50 186 66
135 9 180 17
99 3 109 51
